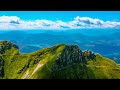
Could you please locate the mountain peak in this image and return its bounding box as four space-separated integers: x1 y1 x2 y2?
0 40 19 54
0 40 18 48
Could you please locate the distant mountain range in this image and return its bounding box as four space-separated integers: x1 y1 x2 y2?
1 41 120 79
0 30 120 63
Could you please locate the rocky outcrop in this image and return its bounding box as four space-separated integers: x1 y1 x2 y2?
52 45 85 71
52 45 97 72
83 50 96 60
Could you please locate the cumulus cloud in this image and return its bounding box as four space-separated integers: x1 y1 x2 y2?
0 15 120 30
74 16 104 25
0 16 21 23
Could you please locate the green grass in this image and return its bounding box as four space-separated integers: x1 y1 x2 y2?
84 54 120 79
0 42 66 79
30 44 66 79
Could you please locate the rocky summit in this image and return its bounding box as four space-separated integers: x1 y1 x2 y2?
0 41 120 79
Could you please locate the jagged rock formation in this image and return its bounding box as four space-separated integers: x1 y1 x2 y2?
83 50 96 61
0 41 120 79
52 45 84 71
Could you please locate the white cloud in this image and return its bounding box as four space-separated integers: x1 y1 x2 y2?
0 15 120 30
74 16 104 25
0 16 21 23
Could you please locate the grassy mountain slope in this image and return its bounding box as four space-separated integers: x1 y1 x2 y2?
0 41 120 79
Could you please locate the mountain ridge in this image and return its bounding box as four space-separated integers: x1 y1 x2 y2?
0 41 120 79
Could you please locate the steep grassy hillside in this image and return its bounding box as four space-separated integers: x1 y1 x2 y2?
0 40 120 79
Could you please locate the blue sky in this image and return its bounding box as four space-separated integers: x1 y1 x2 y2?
0 11 120 30
0 11 120 21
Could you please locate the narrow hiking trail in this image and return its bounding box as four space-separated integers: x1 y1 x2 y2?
22 70 29 79
31 63 44 76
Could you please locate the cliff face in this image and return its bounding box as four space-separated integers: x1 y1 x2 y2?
52 45 84 71
0 41 120 79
